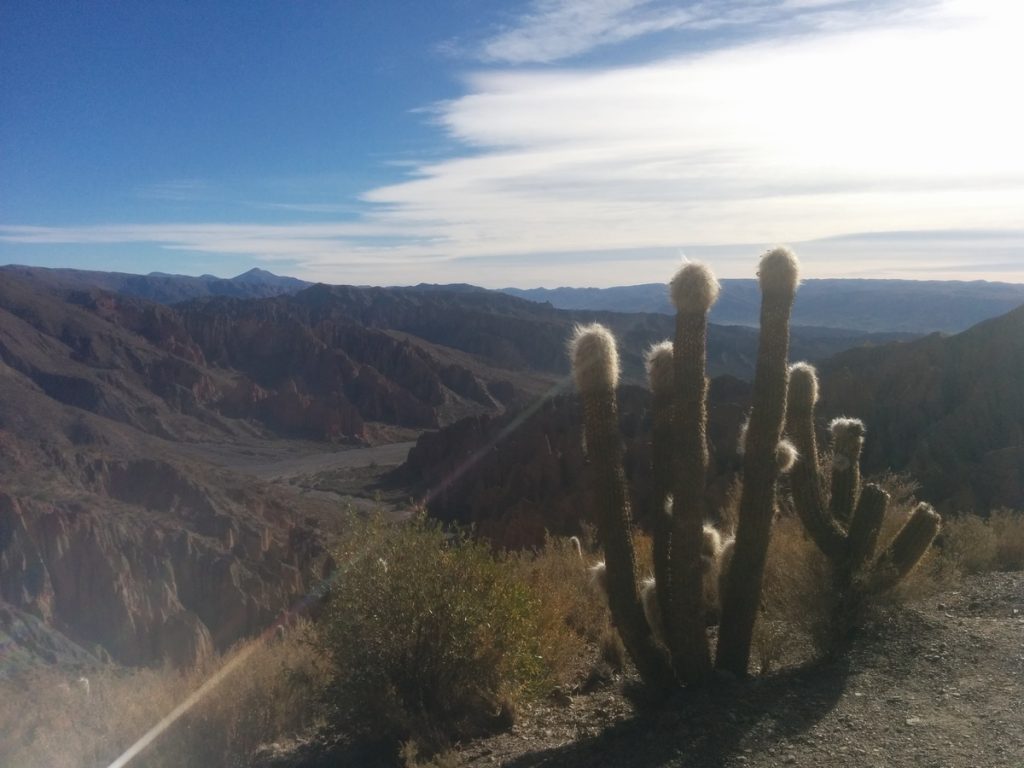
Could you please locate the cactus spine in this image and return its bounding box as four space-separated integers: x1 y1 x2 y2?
784 362 941 634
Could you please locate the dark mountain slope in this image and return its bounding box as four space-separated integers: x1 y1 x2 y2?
817 305 1024 512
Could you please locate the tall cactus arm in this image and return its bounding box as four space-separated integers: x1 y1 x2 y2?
717 247 799 676
646 341 676 645
666 263 719 685
829 418 866 524
845 483 888 575
867 503 941 594
784 362 847 561
570 324 675 691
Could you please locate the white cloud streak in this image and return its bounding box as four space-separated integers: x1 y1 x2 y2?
472 0 913 65
2 0 1022 286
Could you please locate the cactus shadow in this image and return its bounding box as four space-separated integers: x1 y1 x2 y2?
504 656 853 768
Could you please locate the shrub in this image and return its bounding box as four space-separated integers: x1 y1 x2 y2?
318 514 547 755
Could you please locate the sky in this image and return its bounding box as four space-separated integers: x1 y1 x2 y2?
1 0 1022 287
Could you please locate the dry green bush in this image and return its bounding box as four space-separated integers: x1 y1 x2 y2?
318 514 548 756
0 625 327 768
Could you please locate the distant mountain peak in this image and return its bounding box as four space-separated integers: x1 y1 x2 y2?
232 267 280 281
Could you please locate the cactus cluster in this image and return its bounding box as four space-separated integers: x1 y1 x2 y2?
568 249 941 687
784 363 941 622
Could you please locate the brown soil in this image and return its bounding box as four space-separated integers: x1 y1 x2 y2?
450 570 1024 768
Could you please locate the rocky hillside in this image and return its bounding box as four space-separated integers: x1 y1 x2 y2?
0 274 518 670
817 305 1024 513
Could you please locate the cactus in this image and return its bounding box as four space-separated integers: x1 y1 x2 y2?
569 324 674 693
784 362 941 636
569 248 800 685
716 248 800 676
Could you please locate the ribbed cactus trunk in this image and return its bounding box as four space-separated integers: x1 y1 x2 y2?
665 263 719 685
646 342 675 646
716 248 799 677
570 325 675 693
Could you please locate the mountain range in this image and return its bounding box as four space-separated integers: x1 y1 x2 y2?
503 278 1024 333
398 303 1024 548
1 262 1021 672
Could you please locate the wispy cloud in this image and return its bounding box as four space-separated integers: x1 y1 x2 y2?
3 0 1022 287
476 0 695 64
136 179 212 203
471 0 916 64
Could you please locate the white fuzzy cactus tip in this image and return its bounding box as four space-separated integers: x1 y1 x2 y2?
644 340 673 392
569 323 620 392
758 247 800 298
670 262 720 313
788 362 819 406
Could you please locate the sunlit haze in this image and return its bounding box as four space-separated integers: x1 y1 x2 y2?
2 0 1022 286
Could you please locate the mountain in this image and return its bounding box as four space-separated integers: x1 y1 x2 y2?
0 267 984 669
0 264 311 304
503 279 1024 334
304 282 912 382
0 274 530 670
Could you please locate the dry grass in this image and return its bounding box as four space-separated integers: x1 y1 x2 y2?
752 513 832 672
941 507 1024 575
504 535 609 685
987 508 1024 571
0 624 328 768
942 515 999 574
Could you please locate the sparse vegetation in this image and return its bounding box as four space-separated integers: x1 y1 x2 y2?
317 514 550 756
943 508 1024 574
0 624 327 768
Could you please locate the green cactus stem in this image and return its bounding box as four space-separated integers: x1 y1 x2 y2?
665 262 720 685
829 418 865 525
717 247 800 677
569 324 674 691
645 341 675 645
867 503 942 594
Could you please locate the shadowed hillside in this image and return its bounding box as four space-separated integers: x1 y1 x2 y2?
817 305 1024 512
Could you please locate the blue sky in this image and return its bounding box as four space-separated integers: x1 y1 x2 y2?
2 0 1022 287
